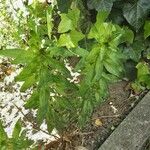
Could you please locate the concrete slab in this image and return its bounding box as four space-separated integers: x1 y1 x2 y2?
99 92 150 150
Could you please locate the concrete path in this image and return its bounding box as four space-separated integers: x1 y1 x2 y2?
99 92 150 150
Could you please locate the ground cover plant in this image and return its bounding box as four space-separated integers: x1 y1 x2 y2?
0 0 150 149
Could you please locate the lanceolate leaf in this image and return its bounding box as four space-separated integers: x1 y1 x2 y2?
0 121 7 142
20 74 37 92
93 54 103 81
0 49 24 58
96 11 109 24
46 7 53 40
12 120 22 139
15 59 38 81
144 21 150 39
37 85 50 123
123 0 150 31
24 91 39 109
0 49 33 64
73 47 89 57
104 59 122 77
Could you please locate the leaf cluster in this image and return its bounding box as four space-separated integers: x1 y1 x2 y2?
0 0 150 149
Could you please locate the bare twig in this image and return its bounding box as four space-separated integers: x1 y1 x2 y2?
99 114 120 118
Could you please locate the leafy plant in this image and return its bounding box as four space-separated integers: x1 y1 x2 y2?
0 0 150 149
0 120 33 150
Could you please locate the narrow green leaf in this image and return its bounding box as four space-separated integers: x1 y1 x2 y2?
96 11 109 24
93 54 103 81
15 60 38 81
12 120 22 139
104 59 122 77
20 74 37 92
0 121 7 143
0 49 33 64
86 47 99 64
0 49 24 58
144 21 150 39
24 91 39 109
37 86 50 123
99 78 108 98
46 7 53 39
73 47 89 57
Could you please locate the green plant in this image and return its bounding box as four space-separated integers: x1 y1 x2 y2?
0 120 33 149
0 0 150 149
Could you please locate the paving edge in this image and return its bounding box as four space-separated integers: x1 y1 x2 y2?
98 91 150 150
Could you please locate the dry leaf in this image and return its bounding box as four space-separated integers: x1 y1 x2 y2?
95 119 103 126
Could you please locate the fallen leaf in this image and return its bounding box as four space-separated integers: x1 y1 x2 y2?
95 119 103 126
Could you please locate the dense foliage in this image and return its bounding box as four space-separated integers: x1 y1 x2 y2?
0 0 150 149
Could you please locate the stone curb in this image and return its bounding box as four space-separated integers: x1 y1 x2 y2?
98 92 150 150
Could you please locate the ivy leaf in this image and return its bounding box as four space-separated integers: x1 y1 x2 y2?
123 0 150 32
58 30 84 48
58 8 80 33
136 62 150 81
87 0 116 13
67 8 80 28
69 30 84 47
144 21 150 39
58 34 74 48
58 14 72 33
122 27 134 44
56 0 73 13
